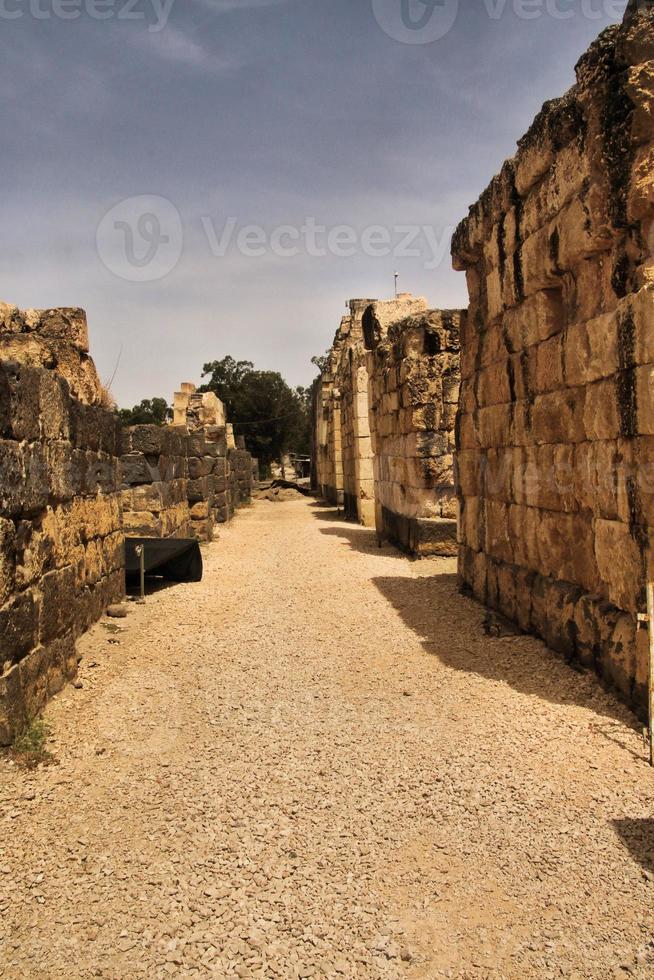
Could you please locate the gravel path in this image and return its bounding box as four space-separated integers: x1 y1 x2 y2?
2 498 654 979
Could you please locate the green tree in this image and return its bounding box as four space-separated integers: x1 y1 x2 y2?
118 397 172 427
200 357 310 467
311 351 330 374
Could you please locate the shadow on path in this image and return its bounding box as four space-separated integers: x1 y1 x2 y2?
311 504 411 559
613 819 654 875
373 570 643 737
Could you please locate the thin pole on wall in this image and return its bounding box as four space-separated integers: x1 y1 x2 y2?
648 582 654 766
394 273 398 298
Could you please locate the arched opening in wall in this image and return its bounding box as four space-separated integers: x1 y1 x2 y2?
424 330 441 356
362 306 376 351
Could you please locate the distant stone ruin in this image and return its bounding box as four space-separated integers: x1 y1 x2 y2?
364 296 463 556
313 339 346 508
313 294 463 556
121 425 192 539
451 9 654 713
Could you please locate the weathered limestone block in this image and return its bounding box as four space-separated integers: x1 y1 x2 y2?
173 383 226 430
172 382 252 534
452 7 654 717
0 303 104 405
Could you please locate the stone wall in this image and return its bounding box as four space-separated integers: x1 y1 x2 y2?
451 9 654 713
0 360 124 743
230 436 254 510
173 383 252 535
0 302 105 406
121 425 191 539
313 369 341 504
313 300 376 515
337 300 376 527
364 296 463 556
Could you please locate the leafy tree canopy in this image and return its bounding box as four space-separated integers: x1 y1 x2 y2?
199 356 310 467
118 397 172 427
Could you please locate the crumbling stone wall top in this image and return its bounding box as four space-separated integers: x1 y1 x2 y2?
362 294 429 352
173 382 226 430
0 301 104 406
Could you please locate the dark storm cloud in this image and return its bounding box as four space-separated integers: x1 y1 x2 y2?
0 0 628 404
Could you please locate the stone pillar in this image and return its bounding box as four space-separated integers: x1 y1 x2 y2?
336 300 377 526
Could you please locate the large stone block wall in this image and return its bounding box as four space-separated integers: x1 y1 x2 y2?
121 425 191 539
337 300 376 527
0 361 124 743
451 9 654 713
364 296 463 556
313 299 376 517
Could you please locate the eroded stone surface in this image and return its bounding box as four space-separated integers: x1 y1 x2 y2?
0 361 124 743
0 303 103 405
364 298 463 557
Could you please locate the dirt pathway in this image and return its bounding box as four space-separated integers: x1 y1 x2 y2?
1 498 654 979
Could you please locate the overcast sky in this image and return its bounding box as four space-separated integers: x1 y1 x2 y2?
2 0 628 406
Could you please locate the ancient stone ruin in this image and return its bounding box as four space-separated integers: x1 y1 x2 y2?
173 383 254 539
3 3 654 742
451 10 654 713
313 338 346 508
364 296 462 556
0 315 255 742
0 302 106 406
0 309 124 743
313 293 462 556
121 425 192 539
308 8 654 715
